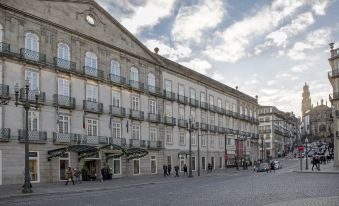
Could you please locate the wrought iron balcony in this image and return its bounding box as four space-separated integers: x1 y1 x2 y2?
83 136 111 145
53 57 76 72
147 85 162 96
83 100 103 114
189 98 199 107
129 139 146 148
232 112 240 118
110 137 127 146
164 116 176 126
148 140 162 149
217 107 225 114
19 89 46 104
83 66 104 80
209 125 218 133
226 128 233 134
110 106 126 118
0 42 10 53
53 94 76 109
328 69 339 78
129 80 144 90
177 95 188 104
218 127 226 134
53 132 83 144
0 128 11 142
178 119 188 128
234 130 240 135
18 130 47 144
330 48 339 58
130 110 144 121
148 113 161 123
191 122 200 130
200 123 209 131
200 102 208 110
163 90 176 101
225 110 233 116
20 48 46 64
0 84 10 100
209 105 218 113
108 74 126 85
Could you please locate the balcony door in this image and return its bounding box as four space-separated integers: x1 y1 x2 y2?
58 115 70 134
112 91 121 107
164 80 172 92
25 70 39 91
57 43 70 61
28 111 39 131
86 85 98 102
150 127 157 141
87 119 98 136
25 32 39 52
58 78 70 96
132 96 139 111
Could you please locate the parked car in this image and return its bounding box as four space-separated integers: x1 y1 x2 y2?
273 161 282 169
257 163 269 172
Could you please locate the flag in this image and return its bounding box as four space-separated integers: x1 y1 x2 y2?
83 114 86 129
126 120 129 133
109 116 112 129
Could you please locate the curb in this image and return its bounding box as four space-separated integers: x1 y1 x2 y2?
293 170 339 174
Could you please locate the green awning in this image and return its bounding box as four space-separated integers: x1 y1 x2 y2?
177 151 194 158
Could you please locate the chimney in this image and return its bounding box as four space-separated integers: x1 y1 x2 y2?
154 47 159 54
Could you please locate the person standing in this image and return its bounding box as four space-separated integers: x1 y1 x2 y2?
74 168 81 184
174 165 179 177
183 164 188 176
163 164 168 177
167 164 172 176
65 167 74 185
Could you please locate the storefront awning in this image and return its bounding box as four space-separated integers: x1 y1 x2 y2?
177 151 194 158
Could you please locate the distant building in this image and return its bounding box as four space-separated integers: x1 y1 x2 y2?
301 83 312 117
328 42 339 167
309 100 332 143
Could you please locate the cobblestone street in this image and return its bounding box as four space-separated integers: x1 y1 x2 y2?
0 159 338 206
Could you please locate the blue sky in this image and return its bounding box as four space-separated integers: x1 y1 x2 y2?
96 0 339 117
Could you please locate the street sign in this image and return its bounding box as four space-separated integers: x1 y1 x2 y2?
297 146 304 151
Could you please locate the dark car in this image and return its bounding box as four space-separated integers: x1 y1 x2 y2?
257 163 269 172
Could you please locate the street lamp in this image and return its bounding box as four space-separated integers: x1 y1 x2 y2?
305 137 309 170
14 80 41 193
188 116 193 178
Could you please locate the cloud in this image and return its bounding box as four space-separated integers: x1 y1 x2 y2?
290 64 311 73
287 28 331 60
144 39 192 61
180 58 212 75
204 0 306 62
311 0 330 15
172 0 225 43
255 12 314 54
97 0 177 34
211 71 225 82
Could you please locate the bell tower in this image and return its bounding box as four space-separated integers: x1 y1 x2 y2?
301 82 311 117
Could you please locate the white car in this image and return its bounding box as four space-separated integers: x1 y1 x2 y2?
273 161 282 169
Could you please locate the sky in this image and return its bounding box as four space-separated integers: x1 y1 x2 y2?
96 0 339 117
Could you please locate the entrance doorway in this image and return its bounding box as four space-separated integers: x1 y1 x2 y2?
59 153 69 180
83 160 99 181
29 151 40 183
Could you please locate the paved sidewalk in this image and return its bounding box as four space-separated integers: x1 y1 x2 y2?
293 162 339 174
0 168 245 200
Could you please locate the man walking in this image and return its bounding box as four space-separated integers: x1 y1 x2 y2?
167 164 172 176
174 165 179 177
183 164 188 176
65 167 74 185
163 164 168 177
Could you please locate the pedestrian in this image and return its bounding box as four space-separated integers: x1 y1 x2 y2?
167 164 172 176
163 164 168 177
74 168 81 184
65 167 74 185
174 165 179 177
183 164 188 176
235 161 239 171
270 161 275 173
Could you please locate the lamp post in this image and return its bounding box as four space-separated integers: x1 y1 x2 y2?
188 116 193 177
14 80 40 193
305 137 309 170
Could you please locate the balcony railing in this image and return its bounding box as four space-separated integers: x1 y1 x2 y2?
53 132 82 144
178 119 188 128
189 98 199 107
217 107 225 114
232 112 240 118
108 74 126 85
53 57 76 72
147 85 162 96
200 102 208 110
163 90 176 101
110 106 126 118
130 110 144 121
225 128 233 134
147 140 162 149
209 125 218 133
218 127 226 134
148 113 161 123
0 42 10 53
19 89 46 104
200 123 209 131
330 48 339 58
191 122 200 130
129 139 146 148
53 94 76 109
332 92 339 100
0 128 11 142
164 116 176 126
83 100 104 114
20 48 46 64
129 80 144 90
0 84 10 99
83 66 104 80
83 136 110 145
18 130 47 144
225 110 233 116
110 137 127 146
177 95 188 104
209 105 218 113
328 69 339 78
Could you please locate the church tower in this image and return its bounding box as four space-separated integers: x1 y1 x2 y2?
301 82 311 117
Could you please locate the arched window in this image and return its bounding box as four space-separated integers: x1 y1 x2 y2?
0 24 3 43
111 60 120 76
147 73 155 87
57 43 70 61
85 52 97 69
25 32 39 52
130 66 139 82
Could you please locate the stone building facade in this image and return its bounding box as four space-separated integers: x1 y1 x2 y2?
328 43 339 167
258 106 298 159
308 100 332 143
0 0 259 185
